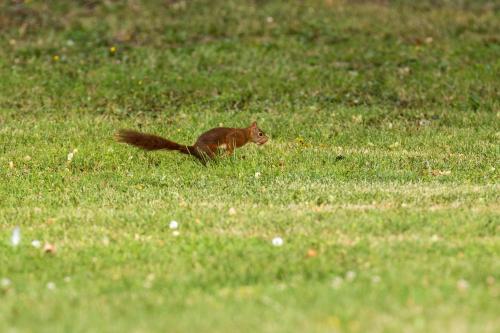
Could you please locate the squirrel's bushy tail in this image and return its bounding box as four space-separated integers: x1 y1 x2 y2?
115 129 201 160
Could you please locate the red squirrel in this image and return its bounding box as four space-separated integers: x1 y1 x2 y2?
115 121 268 163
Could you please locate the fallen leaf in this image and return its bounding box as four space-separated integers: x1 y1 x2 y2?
306 249 318 258
43 243 56 254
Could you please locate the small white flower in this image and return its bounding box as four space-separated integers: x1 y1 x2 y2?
331 276 343 289
457 279 469 292
272 237 283 247
345 271 356 282
371 275 381 284
228 207 236 215
169 220 179 229
11 226 21 247
172 230 180 237
31 240 41 248
68 149 78 162
47 282 56 290
67 149 78 161
255 172 261 179
1 278 11 288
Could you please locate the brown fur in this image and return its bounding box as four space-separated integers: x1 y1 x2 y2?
115 122 268 164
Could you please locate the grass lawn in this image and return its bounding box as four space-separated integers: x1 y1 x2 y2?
0 1 499 332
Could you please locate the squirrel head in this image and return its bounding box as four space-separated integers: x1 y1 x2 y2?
249 121 268 145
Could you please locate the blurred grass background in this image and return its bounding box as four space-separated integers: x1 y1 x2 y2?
0 1 499 333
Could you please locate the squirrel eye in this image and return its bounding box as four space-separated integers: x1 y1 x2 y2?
258 132 263 136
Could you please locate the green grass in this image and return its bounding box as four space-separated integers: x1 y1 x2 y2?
0 0 499 332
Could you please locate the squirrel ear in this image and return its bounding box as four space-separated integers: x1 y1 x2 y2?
250 121 257 128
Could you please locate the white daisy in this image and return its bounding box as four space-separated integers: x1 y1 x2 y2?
272 237 284 247
169 220 179 229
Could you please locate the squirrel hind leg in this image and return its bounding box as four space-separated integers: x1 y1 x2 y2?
196 144 216 158
184 145 209 165
193 145 218 165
